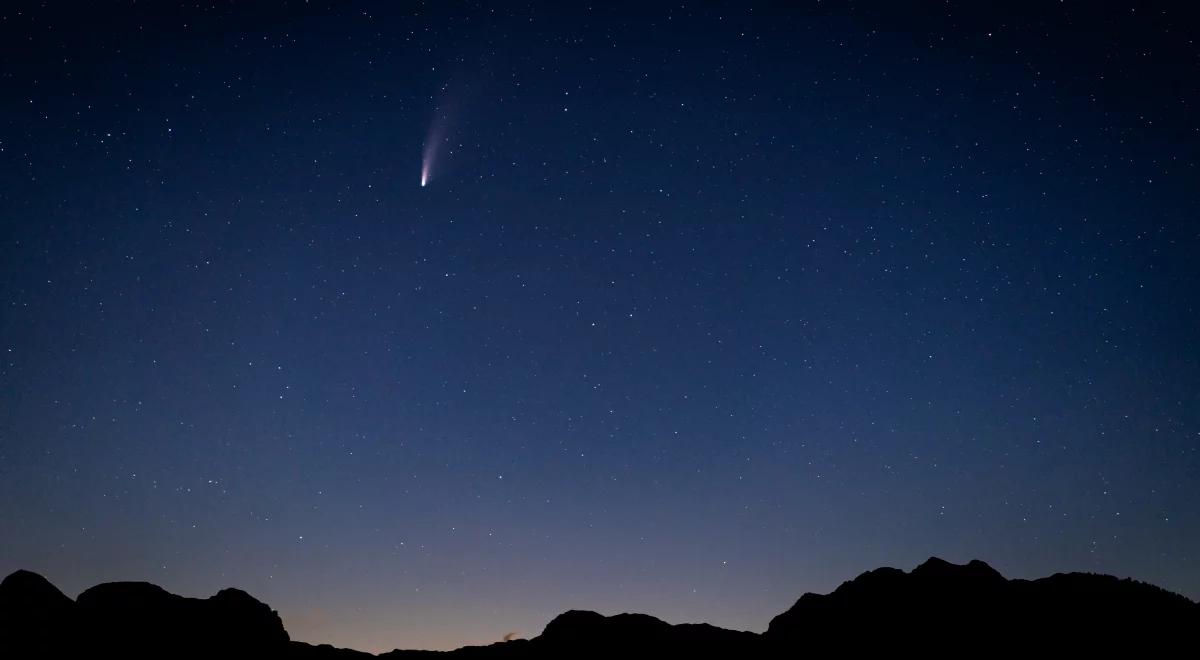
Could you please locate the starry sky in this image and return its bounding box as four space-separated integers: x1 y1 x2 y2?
1 1 1198 653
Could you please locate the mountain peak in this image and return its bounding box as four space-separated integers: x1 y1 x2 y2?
0 569 71 606
913 555 954 572
0 569 76 654
912 556 1004 582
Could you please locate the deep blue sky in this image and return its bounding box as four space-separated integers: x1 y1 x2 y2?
2 1 1198 652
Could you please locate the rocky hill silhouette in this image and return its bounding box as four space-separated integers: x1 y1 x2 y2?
1 557 1195 658
767 557 1197 653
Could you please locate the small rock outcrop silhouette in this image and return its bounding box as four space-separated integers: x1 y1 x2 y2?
1 557 1195 658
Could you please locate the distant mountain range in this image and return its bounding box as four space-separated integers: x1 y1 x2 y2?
2 557 1195 658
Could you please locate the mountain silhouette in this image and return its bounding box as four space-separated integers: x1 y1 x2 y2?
1 557 1195 658
75 580 290 655
766 556 1197 654
0 569 76 654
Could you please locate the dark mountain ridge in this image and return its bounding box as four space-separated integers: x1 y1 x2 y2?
2 558 1195 658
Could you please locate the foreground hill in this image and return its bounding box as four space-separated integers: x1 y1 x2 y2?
2 557 1195 658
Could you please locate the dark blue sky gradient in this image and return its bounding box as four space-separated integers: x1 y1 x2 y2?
1 1 1198 652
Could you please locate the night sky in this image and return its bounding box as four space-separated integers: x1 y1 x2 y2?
2 1 1198 653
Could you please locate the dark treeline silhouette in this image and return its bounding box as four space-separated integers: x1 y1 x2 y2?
1 557 1195 658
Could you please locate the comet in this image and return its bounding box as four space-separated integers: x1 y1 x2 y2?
421 84 462 188
420 115 445 188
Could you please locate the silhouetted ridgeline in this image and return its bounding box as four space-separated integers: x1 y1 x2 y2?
1 558 1195 658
